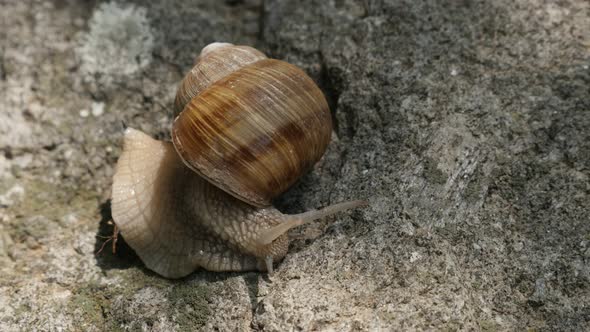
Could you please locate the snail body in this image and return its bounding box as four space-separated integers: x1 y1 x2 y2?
111 43 366 278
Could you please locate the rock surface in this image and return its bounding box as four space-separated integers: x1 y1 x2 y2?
0 0 589 330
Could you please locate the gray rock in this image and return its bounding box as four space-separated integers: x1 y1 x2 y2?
0 0 588 331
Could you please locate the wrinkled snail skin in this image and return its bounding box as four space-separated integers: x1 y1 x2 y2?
111 129 289 277
110 43 367 278
111 129 366 277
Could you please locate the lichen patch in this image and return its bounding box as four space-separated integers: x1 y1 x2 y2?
76 2 155 85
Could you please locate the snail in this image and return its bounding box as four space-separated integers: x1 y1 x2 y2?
110 43 367 278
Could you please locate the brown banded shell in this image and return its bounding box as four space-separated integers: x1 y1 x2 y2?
172 44 332 207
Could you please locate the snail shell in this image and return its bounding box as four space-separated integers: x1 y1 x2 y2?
172 43 332 207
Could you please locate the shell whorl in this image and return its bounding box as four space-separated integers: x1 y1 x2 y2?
172 44 332 207
174 44 267 117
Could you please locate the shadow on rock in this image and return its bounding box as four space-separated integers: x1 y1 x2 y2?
94 199 143 271
94 200 265 309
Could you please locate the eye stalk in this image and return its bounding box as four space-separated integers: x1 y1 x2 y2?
256 200 369 246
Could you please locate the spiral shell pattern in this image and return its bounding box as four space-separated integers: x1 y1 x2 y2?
172 44 331 207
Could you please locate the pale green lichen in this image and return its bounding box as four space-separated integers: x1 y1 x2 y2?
76 2 154 82
479 319 503 332
169 282 211 330
69 284 111 331
67 268 211 331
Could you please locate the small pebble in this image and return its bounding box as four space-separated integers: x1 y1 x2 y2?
409 251 422 263
92 102 105 117
79 109 89 117
64 149 74 159
0 184 25 206
61 213 78 226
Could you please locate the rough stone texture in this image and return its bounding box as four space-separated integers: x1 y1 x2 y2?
0 0 588 331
